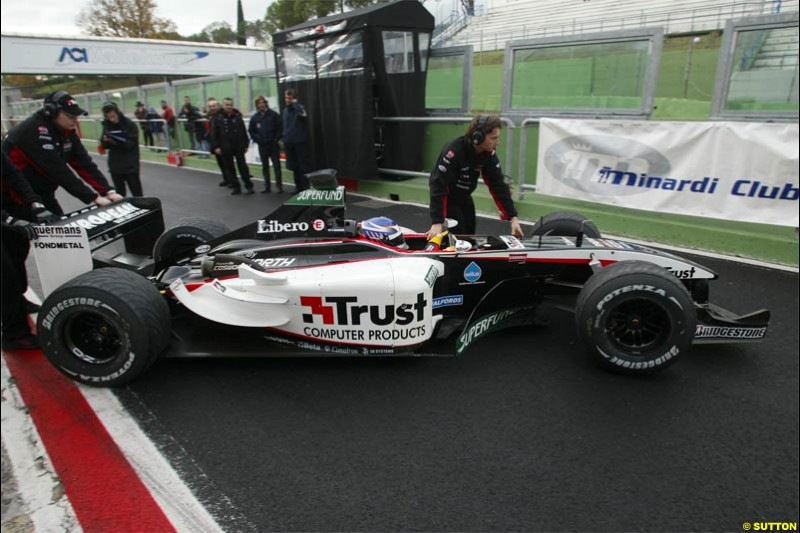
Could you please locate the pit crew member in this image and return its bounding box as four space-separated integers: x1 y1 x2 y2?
2 91 123 216
426 115 523 239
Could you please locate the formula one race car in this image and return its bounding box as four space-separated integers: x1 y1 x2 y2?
34 170 770 386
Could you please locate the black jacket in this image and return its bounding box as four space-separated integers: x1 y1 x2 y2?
2 110 113 205
248 109 282 147
209 108 249 155
2 151 42 222
179 104 203 133
429 136 518 225
100 113 140 175
281 103 308 145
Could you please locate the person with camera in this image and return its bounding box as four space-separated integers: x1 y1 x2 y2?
100 101 143 196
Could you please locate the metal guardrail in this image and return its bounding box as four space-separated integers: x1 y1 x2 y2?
374 116 516 190
517 118 541 200
80 116 222 157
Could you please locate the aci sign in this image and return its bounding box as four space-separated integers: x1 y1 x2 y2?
59 47 88 63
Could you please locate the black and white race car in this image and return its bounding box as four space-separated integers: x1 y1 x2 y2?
35 170 770 386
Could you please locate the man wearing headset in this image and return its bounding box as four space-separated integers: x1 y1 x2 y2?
426 115 523 239
2 91 123 216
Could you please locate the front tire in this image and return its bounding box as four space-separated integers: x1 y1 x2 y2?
575 261 696 374
152 217 230 265
37 268 171 387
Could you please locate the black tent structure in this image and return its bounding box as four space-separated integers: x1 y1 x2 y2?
272 0 435 181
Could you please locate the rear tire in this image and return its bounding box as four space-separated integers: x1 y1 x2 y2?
37 268 171 387
152 217 230 264
530 211 601 238
575 261 696 374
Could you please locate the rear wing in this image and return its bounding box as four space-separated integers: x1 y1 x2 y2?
49 197 165 271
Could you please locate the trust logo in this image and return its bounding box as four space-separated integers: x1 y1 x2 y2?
300 296 334 324
301 294 426 326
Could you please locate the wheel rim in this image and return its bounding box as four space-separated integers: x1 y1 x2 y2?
605 297 671 354
64 311 123 365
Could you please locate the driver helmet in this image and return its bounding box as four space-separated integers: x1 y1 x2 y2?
360 216 407 249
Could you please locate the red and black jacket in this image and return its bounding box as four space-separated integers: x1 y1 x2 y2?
428 136 518 225
2 110 112 207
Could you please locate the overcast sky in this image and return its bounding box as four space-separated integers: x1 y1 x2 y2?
1 0 458 38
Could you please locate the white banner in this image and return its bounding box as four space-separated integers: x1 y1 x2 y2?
1 34 272 76
31 226 92 297
537 119 799 227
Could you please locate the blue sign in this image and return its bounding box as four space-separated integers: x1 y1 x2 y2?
433 295 464 309
463 262 482 283
59 47 88 63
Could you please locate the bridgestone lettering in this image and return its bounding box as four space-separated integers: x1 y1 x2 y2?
41 298 104 331
695 325 767 339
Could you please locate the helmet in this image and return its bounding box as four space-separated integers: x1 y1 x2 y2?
360 216 406 248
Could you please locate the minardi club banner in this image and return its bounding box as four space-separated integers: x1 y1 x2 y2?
537 119 799 227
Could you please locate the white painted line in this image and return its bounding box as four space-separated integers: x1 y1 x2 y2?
19 288 223 532
79 387 225 533
1 355 82 533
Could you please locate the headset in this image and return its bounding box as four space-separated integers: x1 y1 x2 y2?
471 115 489 145
42 90 71 118
102 101 120 113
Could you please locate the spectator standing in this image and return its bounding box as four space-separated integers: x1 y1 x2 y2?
134 101 153 147
2 152 60 350
249 96 283 193
161 100 176 144
179 96 202 152
209 97 254 195
100 101 143 197
426 115 522 238
2 91 122 216
207 97 231 187
148 107 165 147
281 89 309 192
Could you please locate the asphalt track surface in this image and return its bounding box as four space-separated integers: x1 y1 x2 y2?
54 157 798 532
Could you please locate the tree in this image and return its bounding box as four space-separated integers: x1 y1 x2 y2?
237 0 247 45
76 0 177 38
262 0 396 34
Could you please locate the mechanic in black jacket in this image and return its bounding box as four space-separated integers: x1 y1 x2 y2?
100 101 143 196
426 115 523 238
281 89 309 192
2 91 122 215
248 96 283 193
209 97 254 195
2 152 60 350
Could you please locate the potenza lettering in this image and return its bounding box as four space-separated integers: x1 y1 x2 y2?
596 285 667 311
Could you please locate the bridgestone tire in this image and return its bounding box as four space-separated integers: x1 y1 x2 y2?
152 218 230 265
36 268 171 387
530 211 601 238
575 261 696 374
